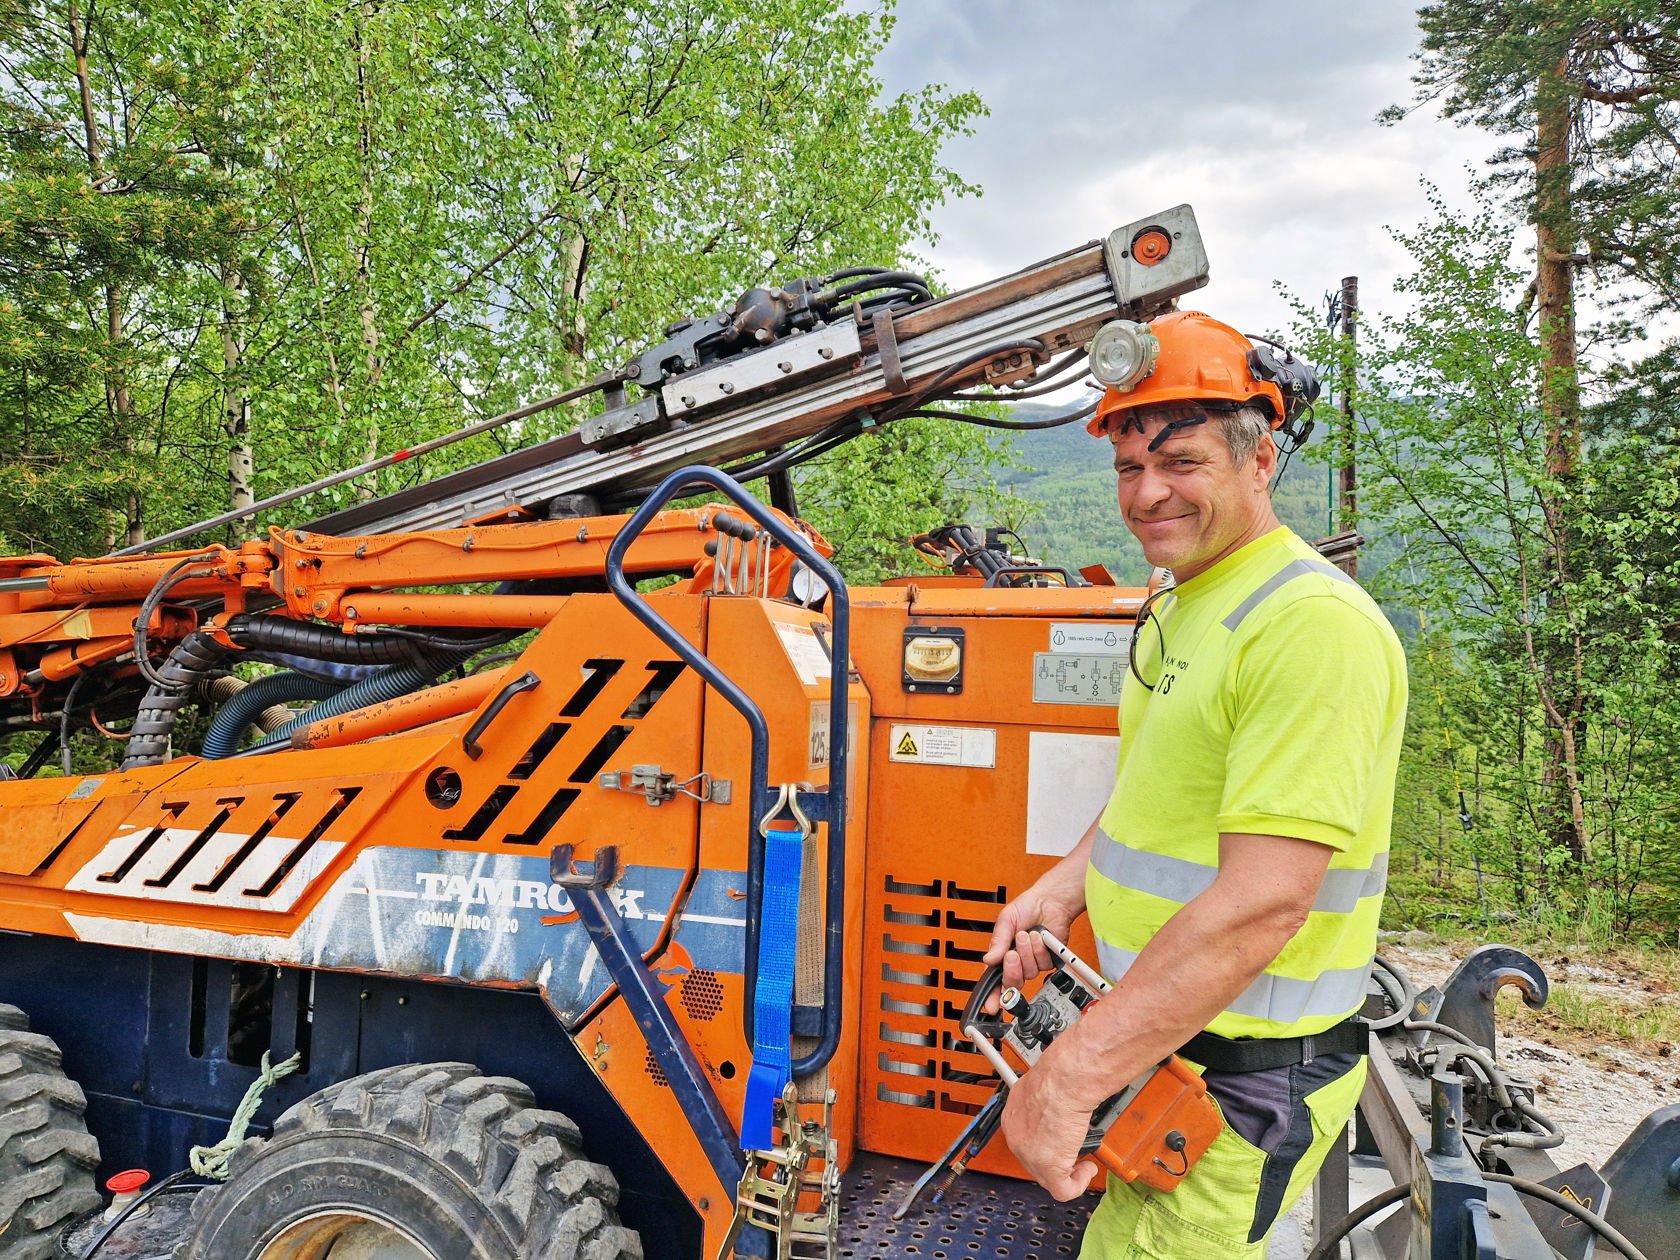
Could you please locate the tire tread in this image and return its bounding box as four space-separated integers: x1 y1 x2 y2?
189 1061 638 1259
0 1005 101 1260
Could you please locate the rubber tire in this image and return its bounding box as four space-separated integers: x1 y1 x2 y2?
180 1062 644 1260
0 1004 102 1260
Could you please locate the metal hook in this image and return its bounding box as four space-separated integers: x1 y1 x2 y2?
758 781 816 838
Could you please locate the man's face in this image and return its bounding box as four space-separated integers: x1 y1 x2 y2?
1110 405 1279 582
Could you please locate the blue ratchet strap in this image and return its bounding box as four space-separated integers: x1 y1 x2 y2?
740 817 805 1150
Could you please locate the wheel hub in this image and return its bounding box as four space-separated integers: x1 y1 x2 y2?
257 1211 440 1260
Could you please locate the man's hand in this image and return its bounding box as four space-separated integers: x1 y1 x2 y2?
982 820 1097 1011
999 1040 1102 1202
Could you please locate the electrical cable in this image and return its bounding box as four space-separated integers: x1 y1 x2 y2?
947 347 1091 400
890 400 1098 430
880 338 1048 418
132 554 220 688
724 338 1061 483
57 668 94 776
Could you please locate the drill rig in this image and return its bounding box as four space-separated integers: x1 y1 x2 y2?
0 203 1673 1260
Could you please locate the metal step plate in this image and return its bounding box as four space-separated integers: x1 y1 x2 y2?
839 1152 1095 1260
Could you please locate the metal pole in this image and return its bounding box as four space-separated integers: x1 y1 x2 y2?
1338 276 1359 578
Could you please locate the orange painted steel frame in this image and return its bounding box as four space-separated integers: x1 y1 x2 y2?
0 499 1144 1256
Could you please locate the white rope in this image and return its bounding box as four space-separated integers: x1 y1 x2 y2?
188 1050 303 1179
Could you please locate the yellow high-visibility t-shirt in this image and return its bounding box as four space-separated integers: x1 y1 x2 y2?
1090 526 1407 1039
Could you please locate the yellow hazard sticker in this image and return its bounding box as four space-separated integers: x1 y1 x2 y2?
888 724 996 768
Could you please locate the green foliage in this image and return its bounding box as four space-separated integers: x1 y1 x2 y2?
1284 192 1680 931
1402 2 1680 309
789 414 1028 584
0 0 991 562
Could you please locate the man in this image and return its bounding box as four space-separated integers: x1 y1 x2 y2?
986 311 1407 1257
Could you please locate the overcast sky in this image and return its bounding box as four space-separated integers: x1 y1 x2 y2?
873 0 1494 341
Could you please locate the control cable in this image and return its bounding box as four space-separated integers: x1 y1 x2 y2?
1304 1174 1650 1260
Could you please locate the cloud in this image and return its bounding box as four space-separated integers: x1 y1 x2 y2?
872 0 1501 336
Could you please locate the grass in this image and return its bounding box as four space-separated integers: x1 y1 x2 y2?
1384 922 1680 1055
1509 983 1680 1056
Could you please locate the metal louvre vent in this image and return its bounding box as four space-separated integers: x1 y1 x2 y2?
435 657 683 846
872 874 1007 1116
78 787 359 907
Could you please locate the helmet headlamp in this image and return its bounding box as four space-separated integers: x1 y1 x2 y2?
1087 320 1159 392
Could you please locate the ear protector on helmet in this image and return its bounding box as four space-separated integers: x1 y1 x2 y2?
1247 336 1322 448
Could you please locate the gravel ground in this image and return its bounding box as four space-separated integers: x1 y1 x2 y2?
1379 940 1671 1169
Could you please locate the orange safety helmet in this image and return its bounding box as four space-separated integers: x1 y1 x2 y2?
1087 311 1286 437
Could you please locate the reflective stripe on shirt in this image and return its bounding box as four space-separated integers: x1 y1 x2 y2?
1096 938 1376 1024
1221 558 1356 632
1091 828 1388 915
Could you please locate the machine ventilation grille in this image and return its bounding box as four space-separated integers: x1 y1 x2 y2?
870 874 1007 1118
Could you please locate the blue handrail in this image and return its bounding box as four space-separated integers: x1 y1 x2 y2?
604 466 850 1077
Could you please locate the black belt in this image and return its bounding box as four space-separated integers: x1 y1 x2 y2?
1179 1015 1368 1073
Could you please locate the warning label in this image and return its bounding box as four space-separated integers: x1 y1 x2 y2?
774 621 832 686
888 724 996 768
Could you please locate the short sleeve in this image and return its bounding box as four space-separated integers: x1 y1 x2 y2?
1215 595 1403 851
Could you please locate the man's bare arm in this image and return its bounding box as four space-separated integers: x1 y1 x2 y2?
999 831 1335 1199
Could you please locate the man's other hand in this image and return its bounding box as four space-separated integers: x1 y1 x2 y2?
999 1043 1103 1202
981 866 1088 1021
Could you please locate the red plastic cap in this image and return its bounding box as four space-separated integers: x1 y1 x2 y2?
106 1169 149 1194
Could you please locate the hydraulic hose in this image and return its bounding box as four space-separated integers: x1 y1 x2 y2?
122 616 481 768
200 672 342 759
122 630 229 768
236 643 483 757
225 615 416 665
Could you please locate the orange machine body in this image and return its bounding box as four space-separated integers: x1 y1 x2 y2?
0 503 1142 1254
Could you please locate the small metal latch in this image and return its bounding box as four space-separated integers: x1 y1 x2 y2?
598 764 732 807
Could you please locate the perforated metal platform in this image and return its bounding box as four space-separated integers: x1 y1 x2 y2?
838 1153 1095 1260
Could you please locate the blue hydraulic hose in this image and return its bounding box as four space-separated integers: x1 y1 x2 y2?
200 673 341 759
238 646 480 756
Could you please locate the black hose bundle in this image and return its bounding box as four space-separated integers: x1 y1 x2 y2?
120 615 508 768
121 630 230 768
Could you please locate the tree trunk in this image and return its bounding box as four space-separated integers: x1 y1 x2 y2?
223 258 254 515
68 1 143 545
1533 54 1589 871
352 2 383 500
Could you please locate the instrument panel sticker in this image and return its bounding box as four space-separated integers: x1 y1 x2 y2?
1048 622 1133 655
808 700 859 772
774 621 832 686
888 724 996 768
1033 653 1127 706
